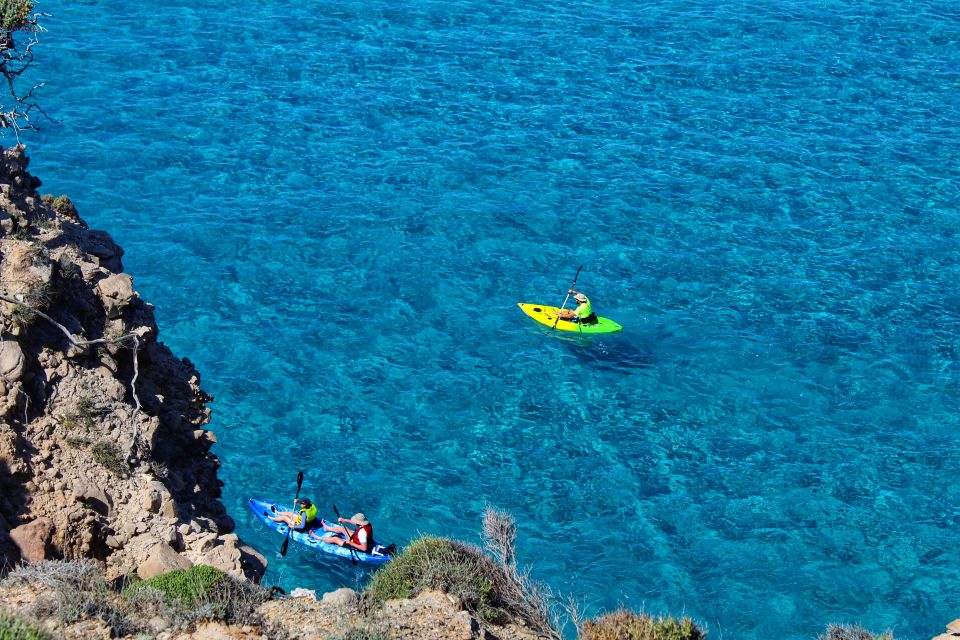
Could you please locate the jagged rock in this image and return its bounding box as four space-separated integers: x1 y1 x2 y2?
0 337 24 381
138 543 192 579
95 273 134 320
9 517 54 561
237 544 267 582
85 229 124 272
196 535 266 582
140 488 162 513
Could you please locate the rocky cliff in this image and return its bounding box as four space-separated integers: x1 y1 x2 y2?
0 145 265 583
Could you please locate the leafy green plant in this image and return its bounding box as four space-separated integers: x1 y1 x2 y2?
123 565 225 608
579 610 705 640
0 612 49 640
90 440 126 476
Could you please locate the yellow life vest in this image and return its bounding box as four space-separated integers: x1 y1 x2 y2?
296 503 318 526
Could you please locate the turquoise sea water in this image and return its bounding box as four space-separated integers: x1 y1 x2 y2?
22 0 960 637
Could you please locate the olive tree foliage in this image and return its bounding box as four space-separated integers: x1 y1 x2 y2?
0 0 51 139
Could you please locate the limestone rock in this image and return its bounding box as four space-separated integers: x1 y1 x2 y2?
9 517 53 562
320 587 357 607
138 543 192 580
198 537 268 581
932 618 960 640
95 273 134 319
0 338 25 381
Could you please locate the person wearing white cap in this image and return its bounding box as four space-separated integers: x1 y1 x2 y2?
558 289 598 324
310 512 374 553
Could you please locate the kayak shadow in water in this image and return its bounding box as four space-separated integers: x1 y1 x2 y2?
558 331 658 373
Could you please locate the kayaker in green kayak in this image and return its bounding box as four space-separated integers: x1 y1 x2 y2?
558 290 598 324
310 512 374 553
269 498 318 531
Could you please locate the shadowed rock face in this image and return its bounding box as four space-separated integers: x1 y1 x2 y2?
0 145 265 582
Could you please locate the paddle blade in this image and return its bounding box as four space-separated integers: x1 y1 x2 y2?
332 503 342 519
280 533 290 557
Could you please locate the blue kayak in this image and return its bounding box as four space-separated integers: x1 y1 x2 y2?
247 498 393 565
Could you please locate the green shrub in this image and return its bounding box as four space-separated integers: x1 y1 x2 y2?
365 536 503 624
579 610 705 640
124 565 270 629
0 1 32 32
818 624 895 640
124 565 224 608
90 440 126 476
64 436 90 448
41 195 78 220
0 612 49 640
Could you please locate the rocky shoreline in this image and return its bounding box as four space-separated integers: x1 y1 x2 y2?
0 145 264 582
0 144 955 639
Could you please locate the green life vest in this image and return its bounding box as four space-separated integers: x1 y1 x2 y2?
575 297 592 319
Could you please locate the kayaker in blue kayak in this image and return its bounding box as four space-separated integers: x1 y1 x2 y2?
558 290 598 324
269 498 318 531
310 512 374 553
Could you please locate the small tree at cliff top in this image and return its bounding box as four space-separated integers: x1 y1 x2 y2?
0 0 49 139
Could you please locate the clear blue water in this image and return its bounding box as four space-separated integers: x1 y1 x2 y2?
21 0 960 637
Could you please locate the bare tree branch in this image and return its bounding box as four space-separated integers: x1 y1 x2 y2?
0 289 145 462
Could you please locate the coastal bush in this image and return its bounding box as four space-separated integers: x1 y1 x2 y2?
124 565 224 607
578 610 705 640
90 440 127 476
124 565 270 628
0 611 49 640
2 560 137 635
0 0 48 135
45 195 78 221
366 536 503 623
0 1 32 32
818 624 895 640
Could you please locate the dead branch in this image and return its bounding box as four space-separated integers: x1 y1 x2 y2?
0 289 145 462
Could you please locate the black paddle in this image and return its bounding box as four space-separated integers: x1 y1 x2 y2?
279 471 304 557
332 502 359 565
551 265 584 330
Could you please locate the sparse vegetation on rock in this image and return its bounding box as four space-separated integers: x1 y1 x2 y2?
578 609 705 640
0 611 49 640
366 506 561 638
817 624 895 640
